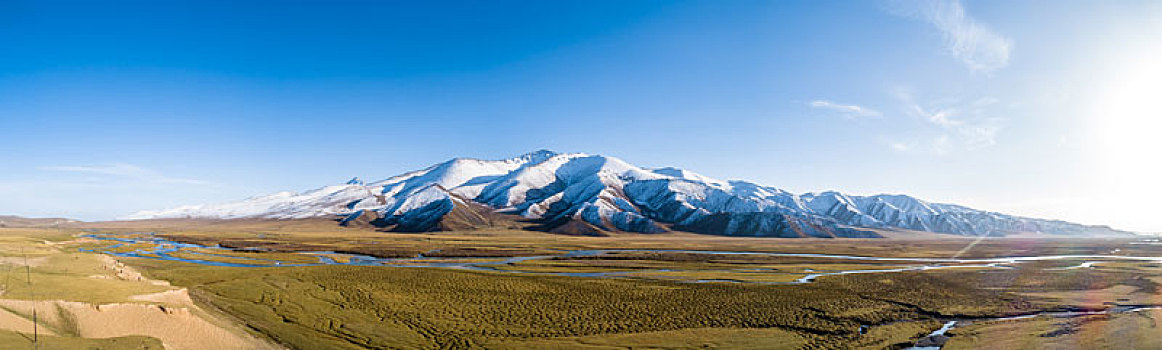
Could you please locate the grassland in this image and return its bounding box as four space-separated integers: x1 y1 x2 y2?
132 259 1032 349
943 309 1162 349
9 220 1162 349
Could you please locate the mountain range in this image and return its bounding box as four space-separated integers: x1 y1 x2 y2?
125 150 1131 238
0 215 79 228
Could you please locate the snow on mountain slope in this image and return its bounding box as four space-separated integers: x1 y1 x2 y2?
125 150 1133 237
124 184 372 220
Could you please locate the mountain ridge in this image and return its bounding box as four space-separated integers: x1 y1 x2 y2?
125 150 1133 238
0 215 81 228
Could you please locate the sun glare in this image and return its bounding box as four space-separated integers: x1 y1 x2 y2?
1087 44 1162 230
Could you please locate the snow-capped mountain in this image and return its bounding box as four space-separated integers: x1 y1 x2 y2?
125 150 1130 237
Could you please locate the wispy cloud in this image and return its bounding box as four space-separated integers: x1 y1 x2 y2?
889 91 1004 154
887 0 1013 74
888 141 915 152
809 100 882 119
40 163 211 185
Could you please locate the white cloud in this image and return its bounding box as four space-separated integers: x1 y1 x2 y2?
888 0 1013 74
40 163 211 186
890 91 1004 154
809 100 882 118
888 141 915 152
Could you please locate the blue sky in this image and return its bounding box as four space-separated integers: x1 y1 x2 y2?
1 1 1160 232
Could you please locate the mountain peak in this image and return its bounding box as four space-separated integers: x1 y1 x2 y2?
125 151 1135 237
519 149 559 160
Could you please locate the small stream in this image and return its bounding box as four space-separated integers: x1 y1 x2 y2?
903 305 1161 349
905 320 956 350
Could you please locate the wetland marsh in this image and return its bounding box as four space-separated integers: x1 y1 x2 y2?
2 223 1160 349
63 223 1162 349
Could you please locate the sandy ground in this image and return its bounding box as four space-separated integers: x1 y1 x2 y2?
0 303 54 336
130 289 194 305
0 295 281 350
67 300 280 350
90 254 171 286
97 254 150 282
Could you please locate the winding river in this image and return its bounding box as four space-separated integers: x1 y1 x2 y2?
79 232 1162 349
79 232 1162 282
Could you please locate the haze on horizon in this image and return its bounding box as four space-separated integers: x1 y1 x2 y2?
1 0 1159 232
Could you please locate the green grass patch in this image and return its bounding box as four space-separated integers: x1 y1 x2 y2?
0 253 172 304
0 329 164 349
